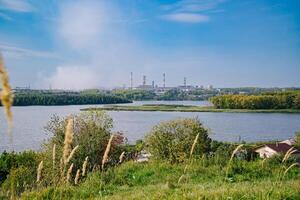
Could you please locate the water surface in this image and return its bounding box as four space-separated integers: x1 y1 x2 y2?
0 101 300 152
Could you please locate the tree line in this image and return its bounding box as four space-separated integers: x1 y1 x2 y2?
210 92 300 109
2 91 131 106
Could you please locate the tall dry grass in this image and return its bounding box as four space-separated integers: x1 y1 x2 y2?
66 145 79 164
102 134 114 170
52 144 56 169
36 161 43 183
119 151 125 164
178 133 200 184
82 156 88 177
66 163 74 183
0 54 13 133
63 118 74 165
225 144 244 178
74 169 80 185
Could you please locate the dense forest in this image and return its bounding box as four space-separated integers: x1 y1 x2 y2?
3 90 131 106
210 92 300 109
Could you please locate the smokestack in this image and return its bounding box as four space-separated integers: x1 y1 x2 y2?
130 72 133 89
184 77 187 88
152 80 154 88
163 73 165 88
144 75 146 85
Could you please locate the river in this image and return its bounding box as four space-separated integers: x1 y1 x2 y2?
1 101 300 152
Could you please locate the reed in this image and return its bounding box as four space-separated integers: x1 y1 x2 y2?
282 147 297 163
66 163 74 183
82 156 88 177
52 144 56 169
36 161 43 183
102 134 114 170
225 144 244 178
283 163 299 177
66 145 79 164
74 169 80 185
0 55 13 132
119 151 125 164
63 119 74 165
178 133 199 184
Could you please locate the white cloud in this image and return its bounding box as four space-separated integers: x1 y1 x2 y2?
0 0 33 12
0 43 57 59
58 1 108 49
43 66 100 90
161 13 209 23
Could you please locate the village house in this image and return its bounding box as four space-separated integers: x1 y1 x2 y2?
254 142 300 160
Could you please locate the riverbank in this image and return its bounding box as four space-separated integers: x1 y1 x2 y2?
81 104 300 113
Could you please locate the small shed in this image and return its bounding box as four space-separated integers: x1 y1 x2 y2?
254 143 299 158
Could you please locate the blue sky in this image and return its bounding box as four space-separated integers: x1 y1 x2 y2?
0 0 299 89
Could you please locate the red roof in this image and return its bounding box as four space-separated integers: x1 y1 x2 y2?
265 143 299 154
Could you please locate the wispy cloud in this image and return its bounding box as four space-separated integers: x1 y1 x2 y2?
0 0 33 13
162 0 226 12
161 0 225 23
161 13 209 23
0 11 11 20
0 43 57 59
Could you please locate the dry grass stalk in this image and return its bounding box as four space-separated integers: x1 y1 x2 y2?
82 156 88 177
59 158 64 174
74 169 80 185
178 133 200 184
66 163 74 183
283 163 299 177
229 144 244 164
66 145 79 163
63 119 74 165
52 144 56 169
282 147 297 163
102 134 114 170
36 161 43 183
0 55 13 132
119 151 125 164
190 133 200 157
225 144 244 178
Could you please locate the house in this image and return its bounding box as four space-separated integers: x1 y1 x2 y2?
279 138 296 146
254 143 300 159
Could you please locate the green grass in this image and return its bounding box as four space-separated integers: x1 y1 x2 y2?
81 104 300 113
21 158 300 199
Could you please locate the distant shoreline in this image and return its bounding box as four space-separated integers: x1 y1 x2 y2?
81 104 300 113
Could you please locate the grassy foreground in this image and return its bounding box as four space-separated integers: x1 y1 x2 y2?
21 159 300 200
81 104 300 113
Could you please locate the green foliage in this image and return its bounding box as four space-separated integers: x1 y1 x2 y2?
295 132 300 149
210 92 300 109
112 89 156 101
0 151 39 185
21 159 300 200
41 110 129 185
1 166 36 197
9 90 130 106
145 118 211 163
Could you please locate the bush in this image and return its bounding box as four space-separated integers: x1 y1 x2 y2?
145 118 211 163
0 151 39 185
41 110 129 184
1 166 36 197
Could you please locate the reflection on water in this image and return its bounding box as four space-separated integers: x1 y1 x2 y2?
0 101 300 152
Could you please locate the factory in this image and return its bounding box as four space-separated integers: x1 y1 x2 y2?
128 72 213 93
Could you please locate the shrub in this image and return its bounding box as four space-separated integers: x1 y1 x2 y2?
0 151 39 185
145 118 211 163
1 166 36 197
41 110 128 184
